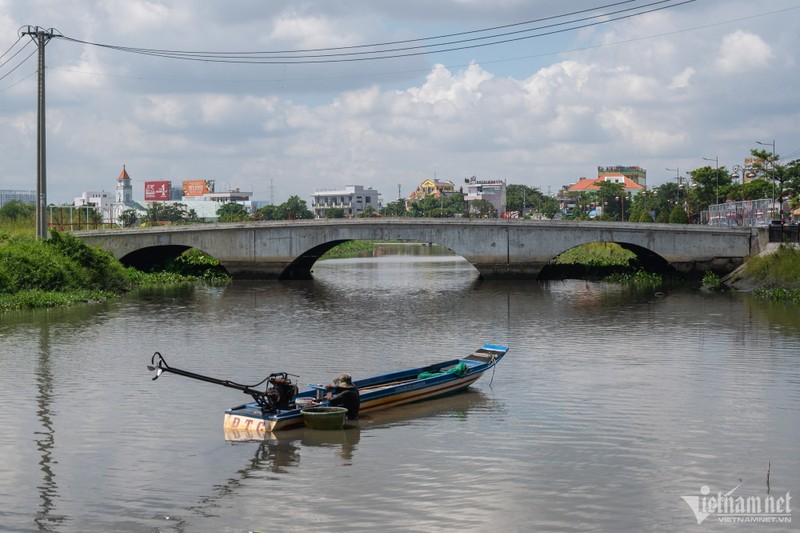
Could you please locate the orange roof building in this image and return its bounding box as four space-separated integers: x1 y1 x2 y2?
567 174 644 193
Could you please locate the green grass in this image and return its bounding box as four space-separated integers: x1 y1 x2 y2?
0 289 117 311
753 287 800 304
0 229 229 312
320 240 376 259
741 245 800 304
604 270 665 286
552 242 636 267
0 220 34 237
742 245 800 290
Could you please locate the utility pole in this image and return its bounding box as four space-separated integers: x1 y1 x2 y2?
21 26 59 239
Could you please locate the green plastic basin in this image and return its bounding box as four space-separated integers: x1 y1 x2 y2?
301 406 348 430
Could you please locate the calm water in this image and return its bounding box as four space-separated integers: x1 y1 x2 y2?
1 248 799 532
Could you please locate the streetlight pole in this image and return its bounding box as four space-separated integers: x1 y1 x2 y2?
732 165 747 202
756 139 777 221
666 167 681 203
702 156 719 206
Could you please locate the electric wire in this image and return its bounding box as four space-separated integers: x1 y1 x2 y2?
56 0 694 64
0 69 36 92
0 47 36 83
0 34 24 61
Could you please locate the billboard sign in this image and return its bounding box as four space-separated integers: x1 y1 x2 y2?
182 179 215 197
144 180 171 201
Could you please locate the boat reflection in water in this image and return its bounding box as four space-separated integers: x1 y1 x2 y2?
223 388 499 464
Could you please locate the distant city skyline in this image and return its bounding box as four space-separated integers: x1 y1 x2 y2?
2 1 798 206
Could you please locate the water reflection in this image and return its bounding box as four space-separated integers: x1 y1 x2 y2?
183 389 497 526
33 325 66 531
225 426 361 468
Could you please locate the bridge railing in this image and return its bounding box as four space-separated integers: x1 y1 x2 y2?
768 222 800 243
703 199 775 228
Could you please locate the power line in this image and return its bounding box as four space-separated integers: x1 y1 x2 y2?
0 34 35 81
0 34 24 60
0 48 36 82
57 0 694 65
0 69 36 92
40 3 798 88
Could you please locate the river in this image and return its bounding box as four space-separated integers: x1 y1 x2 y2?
1 246 798 532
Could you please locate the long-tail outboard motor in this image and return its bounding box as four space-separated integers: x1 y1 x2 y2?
148 352 298 411
264 372 298 410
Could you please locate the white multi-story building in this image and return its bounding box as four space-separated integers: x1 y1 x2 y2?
311 185 381 218
74 191 113 211
464 176 506 217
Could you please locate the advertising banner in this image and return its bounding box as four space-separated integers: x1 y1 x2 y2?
144 180 171 201
182 179 215 197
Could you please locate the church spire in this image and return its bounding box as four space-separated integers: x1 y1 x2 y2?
117 164 131 182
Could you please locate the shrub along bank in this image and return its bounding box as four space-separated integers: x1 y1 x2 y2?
734 245 800 304
0 231 228 312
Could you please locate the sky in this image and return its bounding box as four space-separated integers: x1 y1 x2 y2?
1 0 799 206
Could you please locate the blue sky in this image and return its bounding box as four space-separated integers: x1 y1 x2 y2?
1 0 799 205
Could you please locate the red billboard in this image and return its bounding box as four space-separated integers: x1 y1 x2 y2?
144 180 171 201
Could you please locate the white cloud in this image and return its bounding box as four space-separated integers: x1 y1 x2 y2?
715 30 775 74
1 1 799 203
668 67 695 90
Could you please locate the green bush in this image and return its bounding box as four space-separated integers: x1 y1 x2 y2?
46 231 132 292
668 205 689 224
162 249 229 280
0 235 85 293
0 231 132 295
702 271 722 290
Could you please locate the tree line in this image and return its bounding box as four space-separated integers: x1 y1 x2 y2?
5 144 798 228
564 148 800 223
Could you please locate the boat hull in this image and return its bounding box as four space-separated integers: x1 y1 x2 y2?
222 343 507 435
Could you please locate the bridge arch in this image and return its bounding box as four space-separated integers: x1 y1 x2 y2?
120 244 194 271
538 241 676 280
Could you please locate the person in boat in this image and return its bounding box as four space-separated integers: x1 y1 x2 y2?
317 373 360 420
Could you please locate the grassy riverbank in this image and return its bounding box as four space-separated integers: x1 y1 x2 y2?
0 230 227 312
734 245 800 304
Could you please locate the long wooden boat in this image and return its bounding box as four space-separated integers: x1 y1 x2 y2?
149 344 507 434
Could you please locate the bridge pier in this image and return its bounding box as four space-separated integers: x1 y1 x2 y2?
471 262 550 280
669 257 747 278
221 260 297 280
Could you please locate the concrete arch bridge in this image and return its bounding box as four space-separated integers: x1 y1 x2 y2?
75 219 767 280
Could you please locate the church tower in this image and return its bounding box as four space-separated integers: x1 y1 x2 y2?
116 165 133 204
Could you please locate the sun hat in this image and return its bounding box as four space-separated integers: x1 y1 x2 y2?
334 373 354 388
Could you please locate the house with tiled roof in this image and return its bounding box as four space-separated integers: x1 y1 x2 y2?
407 178 457 202
559 174 644 218
566 174 644 193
